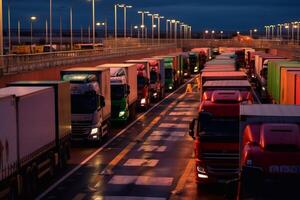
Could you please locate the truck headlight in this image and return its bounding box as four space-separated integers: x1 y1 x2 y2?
184 73 188 76
169 86 173 90
153 92 158 98
90 128 98 135
197 166 207 174
262 87 266 91
141 98 146 105
119 111 126 117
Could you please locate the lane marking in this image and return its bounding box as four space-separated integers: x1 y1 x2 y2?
36 77 196 200
124 159 159 167
169 159 194 199
151 131 186 137
158 123 188 129
108 175 173 186
168 111 195 116
146 136 181 142
95 196 166 200
72 193 86 200
138 145 167 152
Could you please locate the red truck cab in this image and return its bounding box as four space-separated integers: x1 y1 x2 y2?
238 105 300 199
189 80 253 184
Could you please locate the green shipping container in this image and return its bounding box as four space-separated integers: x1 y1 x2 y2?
267 61 300 103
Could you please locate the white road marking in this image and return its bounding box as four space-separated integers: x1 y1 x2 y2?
138 145 167 152
124 159 159 167
94 196 166 200
109 175 173 186
151 131 186 137
158 123 188 129
146 136 181 142
168 111 194 116
36 77 196 200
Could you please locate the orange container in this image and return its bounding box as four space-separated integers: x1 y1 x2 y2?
280 68 300 104
282 70 300 104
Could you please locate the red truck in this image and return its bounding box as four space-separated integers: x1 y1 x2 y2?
236 104 300 199
189 80 253 184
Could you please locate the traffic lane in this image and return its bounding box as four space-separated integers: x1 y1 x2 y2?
38 79 196 199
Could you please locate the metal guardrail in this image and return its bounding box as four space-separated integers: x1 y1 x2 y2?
0 42 177 76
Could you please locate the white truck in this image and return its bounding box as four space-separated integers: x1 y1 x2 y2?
61 68 111 143
0 87 58 199
97 64 137 123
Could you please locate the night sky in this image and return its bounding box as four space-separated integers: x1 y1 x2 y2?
3 0 300 32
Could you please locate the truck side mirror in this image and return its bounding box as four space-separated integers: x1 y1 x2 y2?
199 111 212 132
100 95 105 108
189 119 197 139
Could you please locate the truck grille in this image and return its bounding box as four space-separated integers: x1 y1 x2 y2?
71 121 92 138
201 152 239 176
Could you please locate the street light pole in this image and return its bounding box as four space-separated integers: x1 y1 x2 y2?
18 19 21 44
45 19 48 44
30 16 37 46
138 11 149 39
50 0 52 51
92 0 95 45
8 0 11 53
114 4 117 39
166 20 170 39
70 7 73 50
60 16 62 49
0 0 3 55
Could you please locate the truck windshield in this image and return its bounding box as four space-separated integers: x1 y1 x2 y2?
111 85 126 100
150 71 158 84
71 94 98 114
200 118 239 136
165 69 173 79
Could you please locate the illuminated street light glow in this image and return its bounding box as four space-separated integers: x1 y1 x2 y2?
30 16 37 21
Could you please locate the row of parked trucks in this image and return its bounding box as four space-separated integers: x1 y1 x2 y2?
189 49 300 199
0 49 209 199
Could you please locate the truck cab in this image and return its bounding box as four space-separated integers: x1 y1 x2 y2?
61 68 110 143
189 80 253 184
126 60 151 110
188 52 200 74
239 105 300 199
97 64 137 123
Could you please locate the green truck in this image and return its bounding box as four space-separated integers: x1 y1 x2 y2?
97 64 137 123
267 61 300 103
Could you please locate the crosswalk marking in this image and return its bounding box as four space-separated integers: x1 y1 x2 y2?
138 145 167 152
158 123 188 128
151 131 186 137
146 135 181 142
124 159 159 167
109 175 173 186
168 111 194 116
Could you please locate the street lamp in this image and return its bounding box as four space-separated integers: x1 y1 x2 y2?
147 13 156 40
154 15 164 41
134 25 140 39
138 11 149 39
166 19 171 39
285 23 290 41
204 30 209 39
220 31 224 39
212 30 215 39
96 22 106 41
30 16 37 46
117 4 132 38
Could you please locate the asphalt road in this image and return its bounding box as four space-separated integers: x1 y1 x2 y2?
36 77 222 200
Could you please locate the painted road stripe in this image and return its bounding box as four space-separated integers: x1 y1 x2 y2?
124 159 159 167
162 117 194 122
95 196 166 200
109 175 173 186
158 123 188 129
169 159 194 199
36 77 196 200
151 131 186 137
168 111 195 116
146 136 181 142
72 193 86 200
138 145 167 152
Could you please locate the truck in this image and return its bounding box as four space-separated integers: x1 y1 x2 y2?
280 69 300 105
7 81 72 164
253 54 286 100
125 60 151 110
189 80 253 184
181 52 191 78
238 104 300 199
267 61 300 103
61 68 111 143
154 56 176 91
0 87 61 199
143 58 165 100
168 53 185 84
97 64 137 122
